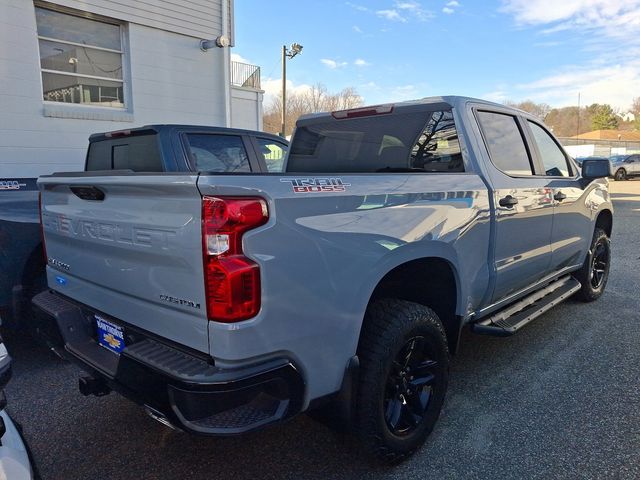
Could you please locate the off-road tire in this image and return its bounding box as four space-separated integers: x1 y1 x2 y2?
573 227 610 302
354 299 449 464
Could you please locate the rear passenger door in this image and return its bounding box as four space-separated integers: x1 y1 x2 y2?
475 110 555 303
524 120 592 274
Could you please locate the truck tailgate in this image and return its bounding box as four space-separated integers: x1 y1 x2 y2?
39 174 209 353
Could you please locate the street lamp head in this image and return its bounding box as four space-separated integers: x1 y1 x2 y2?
290 43 303 54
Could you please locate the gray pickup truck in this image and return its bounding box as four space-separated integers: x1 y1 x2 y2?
34 96 613 463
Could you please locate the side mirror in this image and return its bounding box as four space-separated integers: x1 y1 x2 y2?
581 158 612 181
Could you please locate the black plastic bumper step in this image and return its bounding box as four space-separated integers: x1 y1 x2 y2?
471 276 581 336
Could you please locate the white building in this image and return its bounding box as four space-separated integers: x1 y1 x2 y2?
620 112 636 123
0 0 264 178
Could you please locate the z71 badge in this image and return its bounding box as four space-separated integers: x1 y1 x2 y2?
280 178 350 193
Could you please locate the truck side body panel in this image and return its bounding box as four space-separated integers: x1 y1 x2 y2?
198 173 491 401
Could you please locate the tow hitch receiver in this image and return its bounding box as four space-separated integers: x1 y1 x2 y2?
79 376 111 397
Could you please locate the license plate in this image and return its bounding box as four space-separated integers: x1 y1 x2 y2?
95 315 125 354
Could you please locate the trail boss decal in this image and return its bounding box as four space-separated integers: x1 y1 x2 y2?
0 180 27 190
280 178 351 193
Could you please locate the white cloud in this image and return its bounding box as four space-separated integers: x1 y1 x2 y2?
321 58 348 69
262 78 313 108
376 9 407 22
394 1 434 21
354 58 371 67
230 52 252 64
533 41 562 47
360 81 379 89
390 84 424 101
498 0 640 109
515 62 640 109
346 2 370 12
500 1 640 37
395 1 420 9
442 0 460 15
483 90 509 103
352 25 364 33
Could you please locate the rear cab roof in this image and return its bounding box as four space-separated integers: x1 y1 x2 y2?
295 96 518 125
89 124 285 143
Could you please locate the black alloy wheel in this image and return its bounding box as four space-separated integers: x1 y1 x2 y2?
384 336 437 436
590 238 609 289
355 299 449 463
574 227 611 302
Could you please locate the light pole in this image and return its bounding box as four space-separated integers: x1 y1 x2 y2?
281 42 303 137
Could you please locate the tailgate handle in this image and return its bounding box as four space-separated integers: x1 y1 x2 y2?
70 186 105 201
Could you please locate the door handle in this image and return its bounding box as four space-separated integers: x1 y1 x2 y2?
554 191 567 202
499 195 518 208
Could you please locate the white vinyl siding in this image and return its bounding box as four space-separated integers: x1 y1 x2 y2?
0 1 229 177
45 0 225 39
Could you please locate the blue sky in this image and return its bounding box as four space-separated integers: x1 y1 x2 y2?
232 1 640 111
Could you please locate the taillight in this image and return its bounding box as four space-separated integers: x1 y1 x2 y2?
202 197 268 322
39 192 47 263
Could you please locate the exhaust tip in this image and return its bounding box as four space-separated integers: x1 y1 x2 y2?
144 406 182 432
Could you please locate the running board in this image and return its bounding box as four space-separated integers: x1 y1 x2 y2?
471 276 581 337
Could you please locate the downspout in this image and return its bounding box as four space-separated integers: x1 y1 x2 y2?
221 0 231 127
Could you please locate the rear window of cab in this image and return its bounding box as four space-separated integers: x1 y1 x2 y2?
287 108 464 174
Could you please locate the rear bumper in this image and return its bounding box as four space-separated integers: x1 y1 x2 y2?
32 290 304 435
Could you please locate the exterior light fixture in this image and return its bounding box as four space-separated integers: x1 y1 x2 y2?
281 42 304 137
200 35 230 51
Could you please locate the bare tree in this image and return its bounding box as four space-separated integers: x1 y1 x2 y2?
263 82 364 136
505 100 552 120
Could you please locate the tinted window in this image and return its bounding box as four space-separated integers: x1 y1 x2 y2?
86 134 162 172
287 108 463 173
477 111 532 176
528 121 570 177
255 138 288 172
410 110 463 172
186 135 251 173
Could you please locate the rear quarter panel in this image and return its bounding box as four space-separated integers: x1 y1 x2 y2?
198 173 491 404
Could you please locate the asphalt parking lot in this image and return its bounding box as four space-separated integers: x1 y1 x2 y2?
4 180 640 480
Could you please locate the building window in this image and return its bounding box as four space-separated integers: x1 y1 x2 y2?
35 6 125 108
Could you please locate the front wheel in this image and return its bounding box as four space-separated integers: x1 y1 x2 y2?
573 228 611 302
614 168 627 181
354 299 449 464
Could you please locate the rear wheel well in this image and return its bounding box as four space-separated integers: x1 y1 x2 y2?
595 209 613 237
366 258 461 354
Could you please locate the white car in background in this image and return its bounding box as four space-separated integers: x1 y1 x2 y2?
610 154 640 180
0 341 36 480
